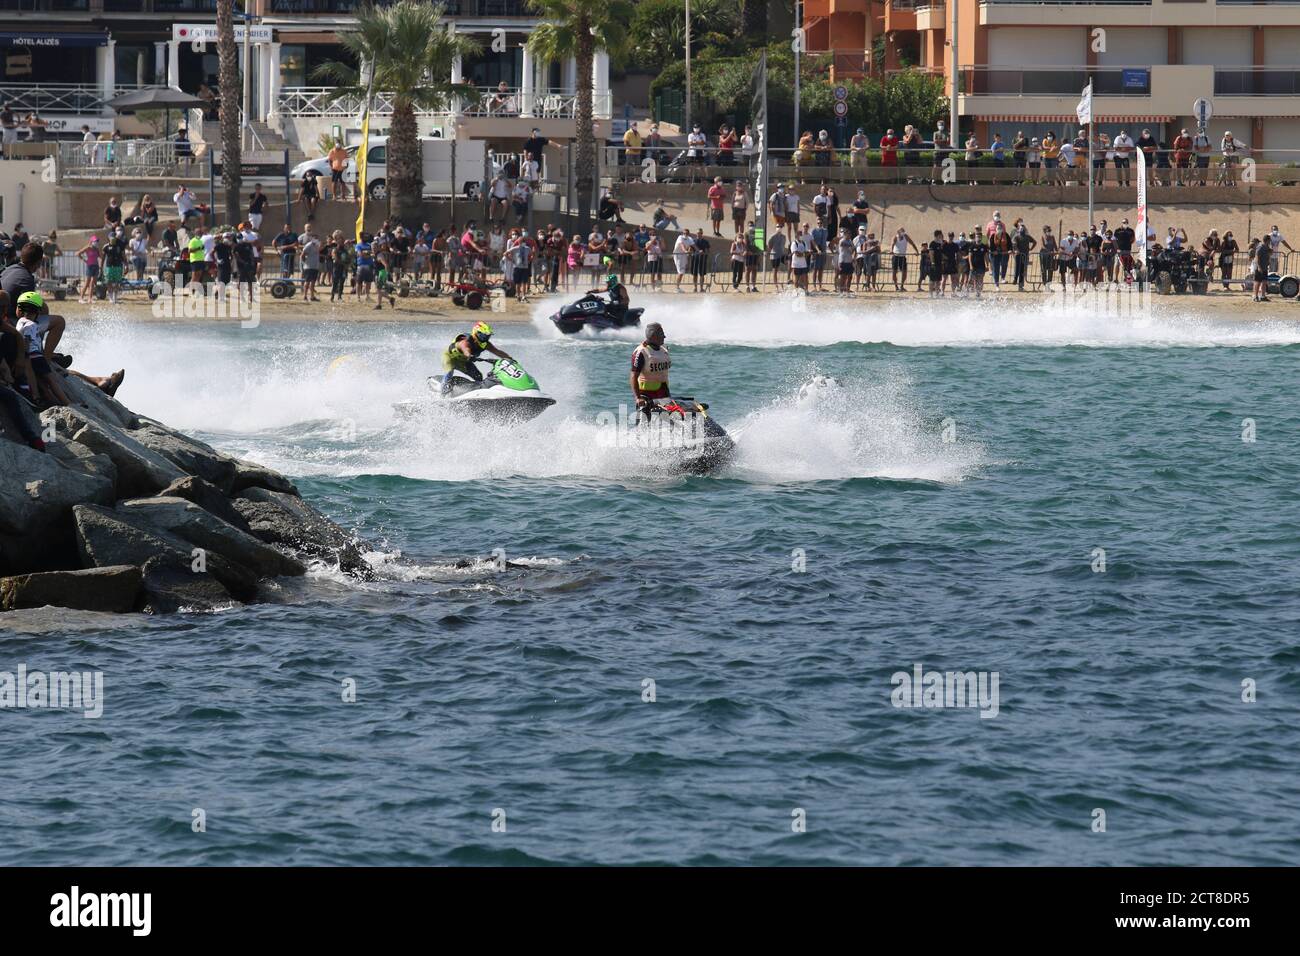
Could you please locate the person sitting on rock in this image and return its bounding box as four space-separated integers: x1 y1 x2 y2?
0 244 124 398
13 291 71 406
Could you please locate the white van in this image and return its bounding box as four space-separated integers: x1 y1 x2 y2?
290 135 487 201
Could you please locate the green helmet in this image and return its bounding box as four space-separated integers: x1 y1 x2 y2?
16 291 45 312
606 273 618 289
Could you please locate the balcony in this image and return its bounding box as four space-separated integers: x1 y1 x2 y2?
0 82 164 114
916 2 946 30
963 66 1150 96
278 85 609 119
885 0 918 31
266 0 532 12
1215 68 1300 95
0 0 89 8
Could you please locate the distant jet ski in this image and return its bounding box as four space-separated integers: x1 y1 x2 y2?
797 375 842 407
549 294 644 335
393 357 555 422
638 396 735 475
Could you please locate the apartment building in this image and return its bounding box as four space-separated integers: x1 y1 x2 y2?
0 0 610 150
805 0 1300 155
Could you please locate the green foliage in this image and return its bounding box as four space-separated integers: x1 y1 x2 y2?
313 1 480 110
628 0 745 72
527 0 634 64
651 45 948 144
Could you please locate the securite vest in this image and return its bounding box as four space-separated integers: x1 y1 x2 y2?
633 343 670 394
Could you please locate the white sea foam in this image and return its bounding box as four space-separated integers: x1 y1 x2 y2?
529 290 1300 348
64 308 987 485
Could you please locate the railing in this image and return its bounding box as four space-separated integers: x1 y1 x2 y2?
1215 69 1300 96
0 83 167 115
600 144 1300 187
979 1 1151 5
962 66 1150 96
808 49 872 76
0 0 90 9
266 0 533 11
58 139 199 180
278 86 606 119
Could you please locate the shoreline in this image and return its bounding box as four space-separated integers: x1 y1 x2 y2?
51 286 1300 324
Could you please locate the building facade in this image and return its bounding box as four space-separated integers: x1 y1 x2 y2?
805 0 1300 156
0 0 611 149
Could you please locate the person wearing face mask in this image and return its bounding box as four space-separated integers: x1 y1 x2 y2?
1267 225 1293 272
851 189 870 232
814 130 833 167
850 128 870 172
687 123 708 170
931 121 949 184
1219 231 1240 290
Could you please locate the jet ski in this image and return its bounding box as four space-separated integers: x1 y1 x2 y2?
639 396 735 475
393 357 556 422
549 294 644 335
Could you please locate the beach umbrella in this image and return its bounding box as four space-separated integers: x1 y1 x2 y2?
109 87 206 139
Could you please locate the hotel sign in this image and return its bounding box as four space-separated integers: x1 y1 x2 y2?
0 32 109 48
172 25 273 44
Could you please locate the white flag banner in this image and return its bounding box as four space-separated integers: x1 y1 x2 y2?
1076 82 1093 126
1135 146 1148 264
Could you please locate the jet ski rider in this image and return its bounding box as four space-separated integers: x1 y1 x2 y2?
630 322 670 420
588 273 629 322
441 321 515 395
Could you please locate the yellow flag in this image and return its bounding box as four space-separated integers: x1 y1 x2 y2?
355 110 370 242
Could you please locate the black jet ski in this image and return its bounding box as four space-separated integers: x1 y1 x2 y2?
642 396 735 475
549 294 644 335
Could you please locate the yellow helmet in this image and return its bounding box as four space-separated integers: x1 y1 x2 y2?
472 321 493 345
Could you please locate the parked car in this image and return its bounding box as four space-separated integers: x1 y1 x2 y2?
289 132 468 202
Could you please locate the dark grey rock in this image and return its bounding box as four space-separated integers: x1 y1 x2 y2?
131 419 238 493
233 487 371 575
118 496 305 578
156 476 251 532
1 565 142 612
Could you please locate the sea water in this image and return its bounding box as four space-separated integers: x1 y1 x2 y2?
2 294 1298 865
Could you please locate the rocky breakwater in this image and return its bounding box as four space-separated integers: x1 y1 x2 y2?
0 373 372 614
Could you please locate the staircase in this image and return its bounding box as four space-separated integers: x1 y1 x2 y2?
201 120 309 167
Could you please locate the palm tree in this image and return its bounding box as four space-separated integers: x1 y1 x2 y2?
527 0 632 229
316 1 478 225
216 0 242 228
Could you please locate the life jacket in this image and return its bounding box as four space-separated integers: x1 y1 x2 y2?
447 333 484 365
633 342 670 394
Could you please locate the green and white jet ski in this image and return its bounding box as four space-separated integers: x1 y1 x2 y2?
394 357 556 422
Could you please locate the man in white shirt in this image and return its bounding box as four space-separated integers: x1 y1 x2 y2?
850 128 870 172
1058 140 1076 185
174 185 202 229
1268 225 1293 270
489 173 510 221
241 226 262 277
1111 130 1134 187
1221 131 1244 184
783 186 800 239
1192 128 1212 185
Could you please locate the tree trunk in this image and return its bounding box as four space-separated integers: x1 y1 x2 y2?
574 24 595 233
217 0 242 228
388 101 422 225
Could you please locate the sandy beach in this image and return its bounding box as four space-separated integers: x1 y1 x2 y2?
49 284 1300 325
